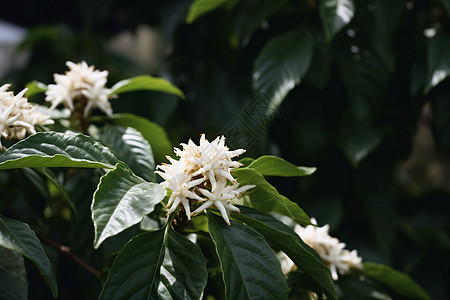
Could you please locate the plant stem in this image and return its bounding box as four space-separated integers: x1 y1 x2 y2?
39 234 101 279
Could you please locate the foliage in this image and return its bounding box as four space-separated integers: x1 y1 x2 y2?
1 0 449 299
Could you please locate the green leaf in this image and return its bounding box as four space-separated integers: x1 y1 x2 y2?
424 27 450 93
0 247 28 300
233 206 337 300
158 229 208 299
253 27 314 116
233 168 310 226
336 117 384 166
108 113 173 163
248 155 316 177
319 0 355 41
24 81 47 98
0 132 119 170
363 262 431 300
92 163 166 249
98 124 155 181
186 0 228 24
0 215 57 297
100 225 207 300
37 167 77 212
109 75 185 99
233 0 289 43
207 212 289 300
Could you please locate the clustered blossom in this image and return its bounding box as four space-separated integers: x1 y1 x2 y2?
0 84 53 148
45 61 113 117
155 134 254 225
281 218 363 280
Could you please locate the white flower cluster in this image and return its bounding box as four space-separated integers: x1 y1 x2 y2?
45 61 113 117
155 134 254 225
281 218 363 280
0 84 54 148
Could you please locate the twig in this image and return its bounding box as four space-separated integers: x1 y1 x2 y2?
39 234 101 279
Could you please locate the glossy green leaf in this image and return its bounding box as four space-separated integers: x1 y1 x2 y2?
109 75 185 99
233 168 310 226
0 247 28 300
100 225 207 300
233 207 337 300
108 113 173 163
158 229 207 299
0 132 119 170
98 124 155 181
319 0 355 41
186 0 228 24
253 27 313 116
92 163 166 248
424 27 450 93
24 81 47 98
207 212 289 300
363 262 431 300
248 155 316 177
0 215 57 297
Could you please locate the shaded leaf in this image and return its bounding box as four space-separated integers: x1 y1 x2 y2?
0 215 57 297
186 0 228 24
0 132 119 170
24 81 47 98
92 163 166 249
37 167 76 212
233 168 310 226
207 212 289 300
248 155 316 177
0 247 28 300
233 206 337 300
108 113 173 163
363 262 431 300
319 0 355 41
424 27 450 93
98 124 155 181
253 27 314 116
109 75 185 99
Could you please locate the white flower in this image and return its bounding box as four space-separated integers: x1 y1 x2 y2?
0 84 54 148
45 61 113 117
155 134 254 225
280 218 363 280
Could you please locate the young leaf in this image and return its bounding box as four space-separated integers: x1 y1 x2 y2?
109 75 185 99
100 225 207 300
247 155 316 177
208 212 289 299
253 27 314 116
98 124 155 181
24 81 47 98
0 215 57 297
233 206 337 300
233 168 310 226
363 262 431 300
0 132 119 170
92 163 166 249
186 0 228 24
0 247 28 300
319 0 355 41
108 113 173 163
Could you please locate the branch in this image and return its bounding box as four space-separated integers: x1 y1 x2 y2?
39 234 101 279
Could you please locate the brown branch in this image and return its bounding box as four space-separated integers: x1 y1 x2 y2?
39 234 101 279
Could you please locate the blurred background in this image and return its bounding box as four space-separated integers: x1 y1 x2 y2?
1 0 449 299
